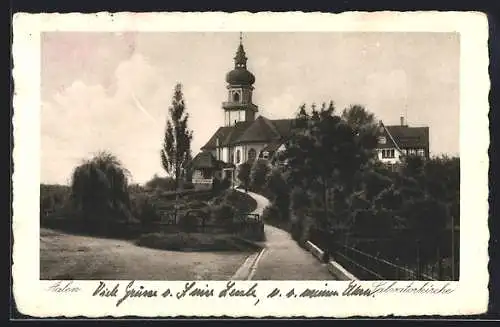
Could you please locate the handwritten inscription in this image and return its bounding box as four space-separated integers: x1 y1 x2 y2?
342 281 374 297
87 280 456 307
48 281 81 293
92 281 158 307
219 281 260 305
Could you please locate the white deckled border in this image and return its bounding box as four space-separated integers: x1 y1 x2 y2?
12 11 490 318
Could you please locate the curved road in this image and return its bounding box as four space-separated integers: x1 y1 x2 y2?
238 190 335 280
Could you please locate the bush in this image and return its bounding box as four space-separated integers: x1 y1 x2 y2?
237 162 252 189
178 212 199 233
130 195 160 225
211 203 237 226
40 184 71 219
250 159 271 191
262 204 281 221
136 232 254 252
291 187 310 212
212 189 257 214
182 181 195 190
290 217 303 242
145 175 177 191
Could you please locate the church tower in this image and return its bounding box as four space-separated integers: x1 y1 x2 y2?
222 33 258 126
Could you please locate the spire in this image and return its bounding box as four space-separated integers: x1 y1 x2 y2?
234 32 247 69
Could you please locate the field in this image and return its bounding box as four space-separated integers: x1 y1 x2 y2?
40 228 254 280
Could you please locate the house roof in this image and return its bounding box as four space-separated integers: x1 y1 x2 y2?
201 116 294 150
377 122 430 150
386 125 429 149
190 151 225 169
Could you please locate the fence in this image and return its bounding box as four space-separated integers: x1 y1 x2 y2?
308 227 458 280
151 209 263 238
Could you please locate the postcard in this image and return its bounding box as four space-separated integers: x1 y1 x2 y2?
12 11 489 317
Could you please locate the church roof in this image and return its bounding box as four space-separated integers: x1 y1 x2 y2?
235 116 281 144
201 116 294 150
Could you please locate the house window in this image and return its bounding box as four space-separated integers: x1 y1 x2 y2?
378 136 387 144
408 149 417 156
417 149 425 157
236 150 241 164
401 149 407 155
381 149 395 159
248 148 256 161
262 151 269 159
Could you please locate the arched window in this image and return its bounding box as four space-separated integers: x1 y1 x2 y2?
236 150 241 164
248 148 256 162
233 92 240 102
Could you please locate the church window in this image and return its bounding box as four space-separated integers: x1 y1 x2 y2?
378 136 386 144
233 92 240 102
236 150 241 164
248 148 256 161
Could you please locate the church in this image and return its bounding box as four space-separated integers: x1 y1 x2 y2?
190 36 430 188
190 37 294 187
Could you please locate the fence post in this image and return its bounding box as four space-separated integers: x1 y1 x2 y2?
436 246 442 280
416 239 422 280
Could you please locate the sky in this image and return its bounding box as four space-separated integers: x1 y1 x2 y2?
41 32 459 185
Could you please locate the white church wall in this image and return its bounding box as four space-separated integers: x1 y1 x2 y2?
234 145 245 165
221 147 230 163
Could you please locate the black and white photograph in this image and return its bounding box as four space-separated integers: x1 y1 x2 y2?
12 12 489 317
39 30 460 281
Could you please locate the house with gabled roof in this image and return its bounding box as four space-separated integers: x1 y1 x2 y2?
190 36 430 186
376 117 430 166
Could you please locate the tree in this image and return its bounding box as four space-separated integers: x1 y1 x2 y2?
283 102 375 227
161 83 194 191
145 174 176 191
341 104 376 133
266 168 291 221
341 104 379 176
250 159 271 191
70 151 131 226
237 162 252 190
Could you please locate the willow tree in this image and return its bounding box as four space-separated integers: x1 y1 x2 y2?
70 151 131 224
161 83 194 191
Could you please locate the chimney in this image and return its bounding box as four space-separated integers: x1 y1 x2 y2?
400 116 405 126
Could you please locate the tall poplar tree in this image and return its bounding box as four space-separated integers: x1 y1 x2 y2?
161 83 193 191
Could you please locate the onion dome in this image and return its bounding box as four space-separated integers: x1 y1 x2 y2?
225 40 255 85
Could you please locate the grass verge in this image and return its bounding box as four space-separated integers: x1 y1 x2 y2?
136 232 261 252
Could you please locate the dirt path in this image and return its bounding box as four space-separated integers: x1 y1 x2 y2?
40 228 251 280
236 190 336 280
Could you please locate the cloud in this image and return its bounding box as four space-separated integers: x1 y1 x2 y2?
42 54 168 184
